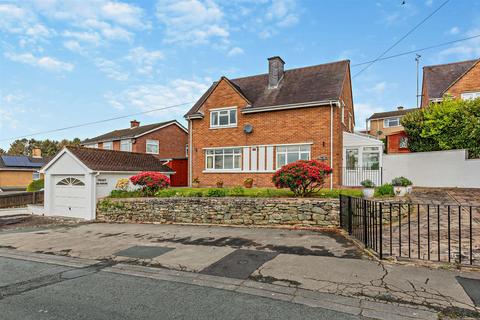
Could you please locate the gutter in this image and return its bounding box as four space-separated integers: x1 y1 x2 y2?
241 100 340 114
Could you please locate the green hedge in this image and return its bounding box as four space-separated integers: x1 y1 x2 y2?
110 187 362 199
26 179 44 192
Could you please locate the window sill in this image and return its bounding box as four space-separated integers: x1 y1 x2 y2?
209 125 237 130
203 170 242 173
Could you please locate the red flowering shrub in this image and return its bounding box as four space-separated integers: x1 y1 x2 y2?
130 172 170 196
272 160 333 197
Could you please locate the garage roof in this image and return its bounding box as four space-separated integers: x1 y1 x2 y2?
65 147 174 172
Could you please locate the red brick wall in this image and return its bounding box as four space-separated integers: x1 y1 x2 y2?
190 74 353 188
447 62 480 98
132 124 188 159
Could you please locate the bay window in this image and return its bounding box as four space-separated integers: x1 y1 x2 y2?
205 148 242 170
276 145 310 169
210 108 237 128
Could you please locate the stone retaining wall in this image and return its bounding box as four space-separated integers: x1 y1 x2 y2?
97 197 340 228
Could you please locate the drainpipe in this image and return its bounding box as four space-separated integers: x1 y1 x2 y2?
330 101 334 190
92 172 100 220
188 119 193 187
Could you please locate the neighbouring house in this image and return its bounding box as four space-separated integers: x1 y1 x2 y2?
421 58 480 108
81 119 188 186
39 146 174 220
366 106 417 139
385 131 410 154
0 148 48 191
185 56 355 188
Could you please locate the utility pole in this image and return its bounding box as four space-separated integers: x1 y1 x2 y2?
415 54 421 108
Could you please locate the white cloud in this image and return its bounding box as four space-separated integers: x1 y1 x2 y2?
5 52 74 72
94 58 129 81
425 0 434 6
448 26 460 35
0 92 27 130
126 47 164 75
354 102 386 130
439 28 480 59
105 79 210 117
156 0 229 44
227 46 244 57
101 1 146 28
266 0 299 27
370 82 387 94
0 4 51 41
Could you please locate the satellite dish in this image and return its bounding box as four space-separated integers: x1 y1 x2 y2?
244 124 253 134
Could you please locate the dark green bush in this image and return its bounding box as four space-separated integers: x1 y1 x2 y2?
206 188 227 197
27 179 44 192
229 186 244 196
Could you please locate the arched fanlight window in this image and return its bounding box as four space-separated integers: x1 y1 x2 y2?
56 177 85 186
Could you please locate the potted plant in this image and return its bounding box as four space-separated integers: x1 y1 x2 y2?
192 177 200 188
216 180 224 188
391 176 412 197
243 178 253 188
360 179 375 198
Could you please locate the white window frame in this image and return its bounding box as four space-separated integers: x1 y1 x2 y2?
185 144 189 157
86 143 98 148
461 92 480 100
32 172 41 181
205 148 242 172
103 141 113 150
383 117 400 128
341 101 345 124
210 107 237 129
146 139 159 154
276 145 311 169
120 139 132 152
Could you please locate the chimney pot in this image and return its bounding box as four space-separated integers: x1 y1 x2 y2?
130 120 140 128
268 56 285 88
397 106 404 110
32 147 42 158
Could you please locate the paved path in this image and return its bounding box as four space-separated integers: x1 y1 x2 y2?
0 208 29 217
0 223 479 318
0 250 438 320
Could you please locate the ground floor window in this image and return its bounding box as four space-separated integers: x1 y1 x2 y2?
206 148 242 170
362 147 380 169
345 149 358 169
276 145 310 169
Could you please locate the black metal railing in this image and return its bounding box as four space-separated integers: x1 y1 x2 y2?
342 166 382 187
340 195 479 266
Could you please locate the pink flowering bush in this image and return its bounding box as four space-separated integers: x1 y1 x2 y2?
272 160 333 197
130 172 170 196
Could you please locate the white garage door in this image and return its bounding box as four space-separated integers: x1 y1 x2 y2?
53 176 88 218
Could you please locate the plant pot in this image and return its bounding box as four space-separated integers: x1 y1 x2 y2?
244 181 253 189
393 186 407 197
192 182 200 188
216 182 224 188
362 188 375 198
406 186 413 194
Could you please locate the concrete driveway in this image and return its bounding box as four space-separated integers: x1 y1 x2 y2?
0 222 479 318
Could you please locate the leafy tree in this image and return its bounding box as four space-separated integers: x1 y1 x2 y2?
0 148 5 155
7 138 82 157
402 97 480 158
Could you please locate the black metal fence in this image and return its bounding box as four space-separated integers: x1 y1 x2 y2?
340 195 479 266
342 167 382 187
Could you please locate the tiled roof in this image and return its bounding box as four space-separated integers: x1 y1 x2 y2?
423 59 479 99
81 120 185 144
66 147 174 173
368 108 418 120
0 155 49 169
185 60 350 116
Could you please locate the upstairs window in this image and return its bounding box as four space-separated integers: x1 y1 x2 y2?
146 140 159 154
32 172 41 181
210 108 237 128
461 92 480 100
383 117 400 128
120 139 132 152
103 142 112 150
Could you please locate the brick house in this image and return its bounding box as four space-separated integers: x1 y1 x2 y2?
81 120 188 159
366 106 417 139
0 149 47 190
421 58 480 108
185 56 354 188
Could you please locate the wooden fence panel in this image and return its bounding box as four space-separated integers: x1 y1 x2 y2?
0 191 44 209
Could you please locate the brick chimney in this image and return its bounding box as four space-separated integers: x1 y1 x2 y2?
31 147 42 158
130 120 140 128
397 106 404 110
268 56 285 88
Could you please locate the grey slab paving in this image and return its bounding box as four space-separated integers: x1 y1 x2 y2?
114 245 174 259
200 249 278 279
456 276 480 307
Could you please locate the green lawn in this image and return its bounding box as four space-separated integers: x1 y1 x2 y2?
110 187 362 199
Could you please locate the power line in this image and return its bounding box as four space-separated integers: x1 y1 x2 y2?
0 101 195 143
352 0 450 78
351 34 480 67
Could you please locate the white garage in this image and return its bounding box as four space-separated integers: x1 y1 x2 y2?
40 146 174 220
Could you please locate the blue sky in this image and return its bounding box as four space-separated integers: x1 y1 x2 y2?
1 0 480 150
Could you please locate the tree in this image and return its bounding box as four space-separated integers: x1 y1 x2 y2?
0 148 5 155
402 97 480 158
7 138 82 157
